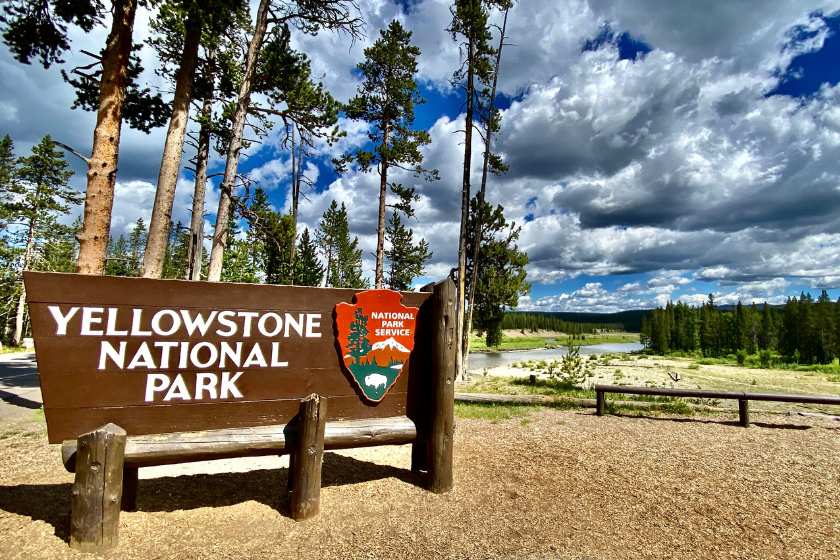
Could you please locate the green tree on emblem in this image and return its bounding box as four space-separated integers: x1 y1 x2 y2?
347 308 372 360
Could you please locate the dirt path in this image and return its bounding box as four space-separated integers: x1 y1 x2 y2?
1 408 838 559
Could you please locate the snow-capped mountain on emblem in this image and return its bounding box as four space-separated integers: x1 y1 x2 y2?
362 337 411 367
335 290 419 402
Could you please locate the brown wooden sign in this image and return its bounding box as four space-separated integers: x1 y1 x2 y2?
24 272 433 443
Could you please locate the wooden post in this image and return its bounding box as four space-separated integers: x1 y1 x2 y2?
596 390 605 416
121 467 138 511
70 423 127 554
290 394 327 521
287 451 296 491
428 279 455 494
739 399 750 427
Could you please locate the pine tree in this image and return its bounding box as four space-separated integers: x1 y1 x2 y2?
127 217 147 275
2 135 80 345
315 201 367 289
335 19 436 289
464 197 529 347
39 214 81 273
293 228 323 287
138 0 247 278
205 0 363 281
384 213 431 291
220 214 259 284
0 135 15 196
347 308 372 359
105 234 132 276
243 187 294 285
2 0 170 274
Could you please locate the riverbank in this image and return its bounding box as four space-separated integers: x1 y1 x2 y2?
469 330 639 352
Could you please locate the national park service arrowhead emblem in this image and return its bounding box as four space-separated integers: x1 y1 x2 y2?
335 290 418 402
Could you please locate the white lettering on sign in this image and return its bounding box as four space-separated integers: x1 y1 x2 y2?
106 308 128 336
306 314 322 337
80 307 104 336
180 310 217 336
152 309 181 336
374 328 411 337
144 372 246 402
370 311 415 320
48 306 79 335
45 305 328 404
99 341 126 369
216 311 236 337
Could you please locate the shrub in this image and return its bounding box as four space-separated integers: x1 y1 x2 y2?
759 350 773 368
736 349 747 366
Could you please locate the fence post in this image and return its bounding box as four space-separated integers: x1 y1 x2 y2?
739 399 750 428
428 278 455 494
70 423 127 554
290 394 327 521
596 390 605 416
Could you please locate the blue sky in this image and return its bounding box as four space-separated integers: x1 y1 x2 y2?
3 0 840 312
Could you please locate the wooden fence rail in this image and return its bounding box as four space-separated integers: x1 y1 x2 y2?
594 384 840 427
61 416 420 472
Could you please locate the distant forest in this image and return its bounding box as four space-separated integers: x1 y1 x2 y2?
501 312 625 334
504 310 653 332
642 292 840 365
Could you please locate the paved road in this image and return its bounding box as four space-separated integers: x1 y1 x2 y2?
0 352 42 419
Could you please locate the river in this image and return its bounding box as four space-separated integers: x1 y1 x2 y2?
466 342 644 372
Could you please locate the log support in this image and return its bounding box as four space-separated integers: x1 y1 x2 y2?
739 399 750 428
596 390 605 416
290 394 327 521
69 423 127 554
427 279 455 493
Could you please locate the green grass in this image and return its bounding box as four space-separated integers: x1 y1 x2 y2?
469 336 547 352
460 376 704 417
454 402 537 422
0 344 32 355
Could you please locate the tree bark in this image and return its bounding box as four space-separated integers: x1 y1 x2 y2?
13 215 35 346
374 123 390 289
206 0 270 282
456 38 475 380
186 51 217 281
76 0 138 276
289 125 304 285
141 14 202 278
464 8 508 372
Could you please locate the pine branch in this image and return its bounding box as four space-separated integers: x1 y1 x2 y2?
50 141 90 165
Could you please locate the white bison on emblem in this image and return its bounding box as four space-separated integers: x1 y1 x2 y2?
364 373 388 390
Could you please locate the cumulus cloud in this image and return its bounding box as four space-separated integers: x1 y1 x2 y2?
3 0 840 311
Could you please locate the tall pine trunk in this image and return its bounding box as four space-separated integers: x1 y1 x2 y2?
464 7 508 371
374 122 390 289
289 126 304 285
207 0 270 282
141 15 202 278
185 48 217 281
76 0 138 275
456 38 476 380
13 215 35 346
186 93 213 280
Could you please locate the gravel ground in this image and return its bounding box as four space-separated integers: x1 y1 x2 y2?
0 408 838 559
